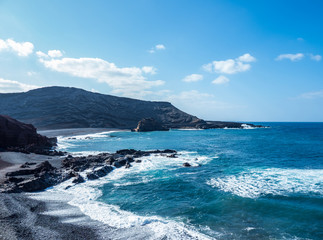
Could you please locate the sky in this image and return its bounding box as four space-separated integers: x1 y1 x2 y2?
0 0 322 122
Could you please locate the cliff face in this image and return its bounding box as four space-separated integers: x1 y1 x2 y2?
0 115 54 148
0 87 207 130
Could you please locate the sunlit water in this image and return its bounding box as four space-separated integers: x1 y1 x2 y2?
53 123 323 239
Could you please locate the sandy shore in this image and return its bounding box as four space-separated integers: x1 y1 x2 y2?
0 128 123 240
39 128 125 138
0 193 114 240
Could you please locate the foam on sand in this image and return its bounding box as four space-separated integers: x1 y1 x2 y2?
207 168 323 198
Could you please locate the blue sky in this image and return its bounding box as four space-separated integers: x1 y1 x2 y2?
0 0 322 121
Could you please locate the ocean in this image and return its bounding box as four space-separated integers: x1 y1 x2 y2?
50 123 323 239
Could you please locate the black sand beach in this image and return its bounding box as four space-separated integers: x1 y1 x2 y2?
0 128 119 240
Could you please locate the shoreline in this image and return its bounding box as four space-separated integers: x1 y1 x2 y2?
0 193 112 240
38 127 126 138
0 126 250 240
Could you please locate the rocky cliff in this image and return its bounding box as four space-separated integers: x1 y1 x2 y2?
0 115 55 149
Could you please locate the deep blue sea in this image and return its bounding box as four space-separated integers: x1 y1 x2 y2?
56 123 323 240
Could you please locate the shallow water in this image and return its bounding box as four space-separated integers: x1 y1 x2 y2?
56 123 323 239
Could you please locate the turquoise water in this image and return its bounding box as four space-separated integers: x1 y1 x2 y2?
59 123 323 239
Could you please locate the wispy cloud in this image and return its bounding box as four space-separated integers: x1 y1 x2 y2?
276 53 321 62
212 75 229 85
0 38 34 56
182 74 203 82
38 57 164 97
141 66 157 75
299 90 323 99
36 49 63 58
203 53 256 74
275 53 304 61
0 78 40 93
309 54 322 61
27 71 37 76
149 44 166 53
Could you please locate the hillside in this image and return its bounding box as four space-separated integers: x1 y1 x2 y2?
0 86 248 130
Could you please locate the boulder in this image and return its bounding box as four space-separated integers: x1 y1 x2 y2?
17 177 50 192
132 118 169 132
183 162 192 167
116 149 137 155
6 161 55 177
87 166 113 180
72 174 85 184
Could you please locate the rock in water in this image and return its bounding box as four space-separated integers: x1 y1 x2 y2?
183 162 192 167
132 118 169 132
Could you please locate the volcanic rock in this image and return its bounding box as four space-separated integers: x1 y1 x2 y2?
183 162 192 167
0 115 54 149
132 118 169 132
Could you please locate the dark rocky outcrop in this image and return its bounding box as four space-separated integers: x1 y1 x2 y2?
0 149 179 193
86 165 113 180
132 118 169 132
0 115 55 149
0 86 260 130
2 161 62 192
0 115 64 155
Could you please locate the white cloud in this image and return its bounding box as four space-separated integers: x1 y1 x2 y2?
149 44 166 53
0 38 34 56
142 66 157 75
48 50 63 58
36 49 63 58
0 78 40 93
310 54 322 61
182 74 203 82
276 53 304 61
156 44 166 50
36 51 48 58
212 75 229 84
237 53 256 62
39 57 164 97
299 90 323 99
203 53 256 74
297 37 304 41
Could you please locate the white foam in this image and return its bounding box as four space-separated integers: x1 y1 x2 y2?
207 168 323 198
241 124 256 129
56 131 122 151
32 152 216 239
44 174 213 239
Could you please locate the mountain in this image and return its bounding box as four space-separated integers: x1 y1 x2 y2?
0 86 251 130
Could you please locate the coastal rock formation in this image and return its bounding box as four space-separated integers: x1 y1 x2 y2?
0 115 64 155
132 118 169 132
0 149 178 193
0 115 56 150
0 86 260 129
